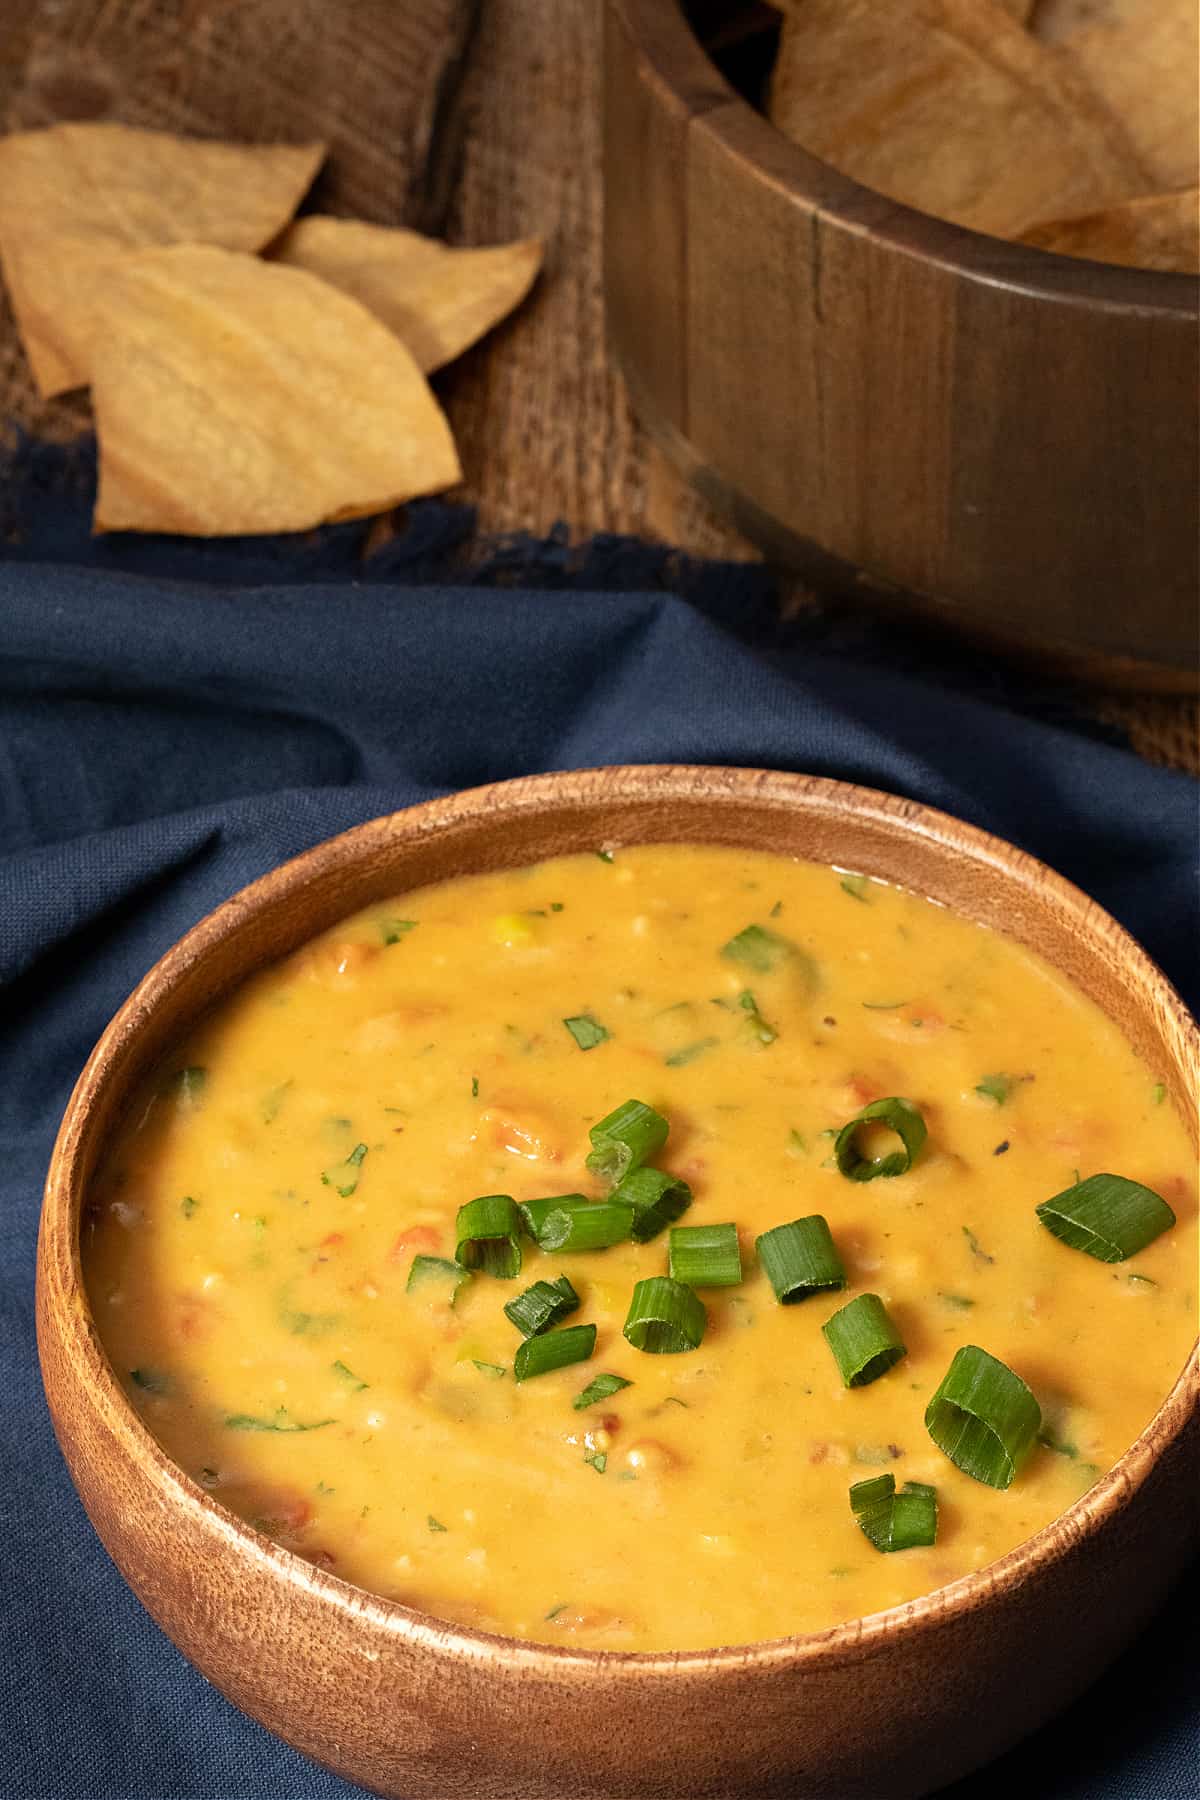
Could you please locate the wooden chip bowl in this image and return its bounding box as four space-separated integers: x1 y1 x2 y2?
603 1 1200 689
37 768 1198 1800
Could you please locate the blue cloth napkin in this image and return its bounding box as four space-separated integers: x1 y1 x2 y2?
1 472 1196 1799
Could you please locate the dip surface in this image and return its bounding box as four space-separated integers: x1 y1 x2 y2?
85 846 1197 1651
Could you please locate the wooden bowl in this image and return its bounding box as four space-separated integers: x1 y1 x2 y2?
602 1 1200 690
37 767 1199 1800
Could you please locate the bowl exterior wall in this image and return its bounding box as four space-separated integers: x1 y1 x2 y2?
38 767 1200 1800
603 0 1200 686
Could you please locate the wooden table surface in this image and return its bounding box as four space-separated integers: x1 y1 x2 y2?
1 0 1195 772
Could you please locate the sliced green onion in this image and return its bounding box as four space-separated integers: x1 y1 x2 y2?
668 1222 742 1288
518 1193 589 1239
503 1274 580 1337
611 1165 692 1242
850 1475 937 1552
834 1097 926 1181
1035 1173 1176 1263
321 1141 368 1197
720 923 794 973
822 1293 907 1387
514 1322 596 1382
573 1373 632 1410
530 1199 635 1253
585 1099 669 1187
563 1014 609 1051
925 1345 1041 1489
756 1215 846 1304
406 1254 471 1305
454 1194 523 1279
623 1276 706 1354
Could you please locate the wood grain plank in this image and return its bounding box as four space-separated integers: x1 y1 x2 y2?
0 0 477 438
434 0 755 558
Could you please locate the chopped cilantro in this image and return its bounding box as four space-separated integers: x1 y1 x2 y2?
322 1142 368 1197
427 1515 448 1533
721 923 794 973
169 1066 207 1107
224 1408 333 1433
261 1080 292 1124
666 1036 719 1067
962 1225 995 1265
738 988 777 1046
563 1014 610 1051
937 1292 975 1311
381 919 418 946
130 1368 169 1394
574 1373 632 1411
332 1359 368 1390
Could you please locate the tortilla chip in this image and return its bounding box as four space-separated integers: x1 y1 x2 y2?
769 0 1150 237
272 218 543 374
1022 188 1200 273
0 125 324 396
1037 1 1199 192
87 244 461 537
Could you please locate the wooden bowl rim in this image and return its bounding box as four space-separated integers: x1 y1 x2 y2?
614 0 1199 319
40 763 1199 1680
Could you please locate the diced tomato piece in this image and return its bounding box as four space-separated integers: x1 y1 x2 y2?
388 1225 442 1261
252 1489 312 1536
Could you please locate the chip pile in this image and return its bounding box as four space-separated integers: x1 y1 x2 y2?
769 0 1198 273
0 124 543 536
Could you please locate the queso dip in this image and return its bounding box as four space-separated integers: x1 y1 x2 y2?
85 846 1196 1651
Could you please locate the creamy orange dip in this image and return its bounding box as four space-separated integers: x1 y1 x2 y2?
85 846 1197 1652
